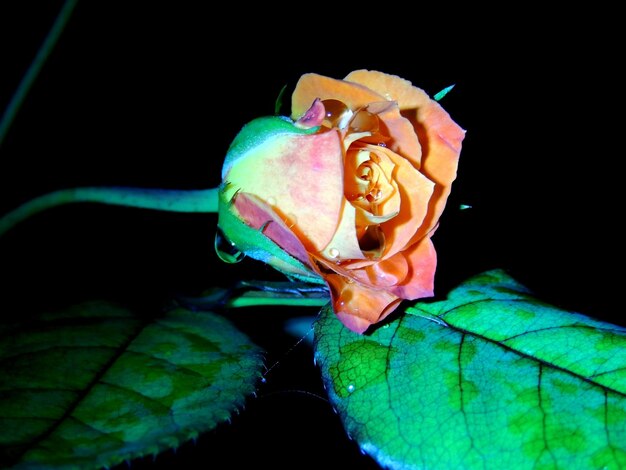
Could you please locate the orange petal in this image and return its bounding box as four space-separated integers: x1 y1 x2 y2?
325 273 402 333
226 130 344 252
410 101 465 242
291 74 384 120
346 69 465 172
390 237 437 300
347 70 465 244
350 252 409 289
372 144 435 259
345 69 432 110
376 106 423 168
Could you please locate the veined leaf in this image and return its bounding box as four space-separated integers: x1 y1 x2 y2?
0 301 264 469
314 269 626 469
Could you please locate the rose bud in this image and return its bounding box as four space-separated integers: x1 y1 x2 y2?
218 70 465 333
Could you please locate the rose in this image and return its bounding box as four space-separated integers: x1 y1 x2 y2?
218 70 465 333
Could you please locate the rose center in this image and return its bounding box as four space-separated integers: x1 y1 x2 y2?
320 99 400 258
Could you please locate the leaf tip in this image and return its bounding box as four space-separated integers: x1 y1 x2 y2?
434 84 455 101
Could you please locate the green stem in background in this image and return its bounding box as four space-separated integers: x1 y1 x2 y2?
174 282 330 311
0 0 80 148
226 291 329 309
0 186 219 237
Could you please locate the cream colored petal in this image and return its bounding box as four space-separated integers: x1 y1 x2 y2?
226 130 344 252
320 198 366 261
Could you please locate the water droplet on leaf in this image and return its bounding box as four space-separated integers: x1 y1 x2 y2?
347 384 355 393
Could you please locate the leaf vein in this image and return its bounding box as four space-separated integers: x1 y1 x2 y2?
411 314 626 397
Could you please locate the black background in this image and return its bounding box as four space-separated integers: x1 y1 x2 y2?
0 3 622 469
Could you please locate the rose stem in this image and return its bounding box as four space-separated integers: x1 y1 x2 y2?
226 293 328 308
0 186 219 237
0 0 79 148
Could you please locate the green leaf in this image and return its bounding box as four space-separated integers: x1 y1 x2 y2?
0 301 264 469
314 269 626 469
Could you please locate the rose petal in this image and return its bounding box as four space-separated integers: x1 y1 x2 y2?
292 73 423 167
371 144 435 259
409 101 465 242
225 130 344 252
320 199 366 261
295 98 325 129
344 146 400 223
344 69 432 110
325 273 402 333
292 74 383 119
344 70 465 243
376 107 423 168
350 252 410 289
390 237 437 300
233 192 311 266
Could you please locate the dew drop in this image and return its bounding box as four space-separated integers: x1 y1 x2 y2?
347 384 355 393
267 196 277 206
214 227 245 263
329 247 340 258
350 109 378 133
322 99 350 127
383 324 390 329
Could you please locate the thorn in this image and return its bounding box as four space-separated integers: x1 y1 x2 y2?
434 84 455 101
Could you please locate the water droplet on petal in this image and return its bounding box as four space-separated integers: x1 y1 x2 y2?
322 99 350 128
329 247 340 258
347 384 355 393
214 227 245 263
267 197 277 206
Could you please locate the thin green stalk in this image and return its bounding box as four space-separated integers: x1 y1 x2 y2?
0 186 219 237
225 291 329 309
0 0 80 148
